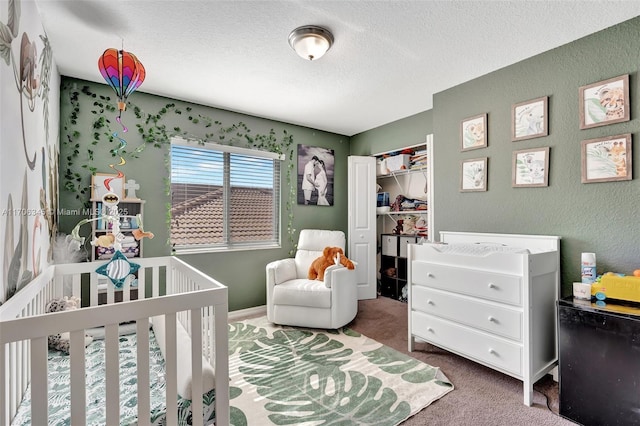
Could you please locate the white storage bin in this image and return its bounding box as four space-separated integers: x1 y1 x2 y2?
381 235 398 256
399 236 417 258
384 154 411 172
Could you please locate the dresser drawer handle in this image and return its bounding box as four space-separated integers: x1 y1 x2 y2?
488 348 497 355
488 283 496 289
427 273 434 278
488 316 496 323
427 327 434 332
427 299 434 305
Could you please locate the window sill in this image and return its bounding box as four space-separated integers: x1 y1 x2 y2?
173 243 281 255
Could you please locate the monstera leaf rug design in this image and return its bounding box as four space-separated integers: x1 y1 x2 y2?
227 316 453 425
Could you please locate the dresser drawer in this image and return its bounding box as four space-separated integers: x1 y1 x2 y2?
411 286 522 341
411 311 522 377
411 262 522 306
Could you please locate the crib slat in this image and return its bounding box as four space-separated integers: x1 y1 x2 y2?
191 310 203 424
136 319 151 426
152 266 160 298
105 324 120 424
8 341 16 416
107 281 115 305
90 273 98 306
11 341 21 416
215 304 230 425
70 330 87 425
165 313 178 425
30 337 48 426
137 267 146 300
123 276 131 302
1 343 7 426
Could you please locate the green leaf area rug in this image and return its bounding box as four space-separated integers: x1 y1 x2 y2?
227 316 453 425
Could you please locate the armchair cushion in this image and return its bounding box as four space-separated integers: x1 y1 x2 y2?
272 279 331 309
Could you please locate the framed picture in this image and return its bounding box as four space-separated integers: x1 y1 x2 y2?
460 157 487 192
579 74 629 129
512 147 550 187
297 144 335 206
581 133 632 183
512 96 548 141
91 173 125 200
461 113 487 151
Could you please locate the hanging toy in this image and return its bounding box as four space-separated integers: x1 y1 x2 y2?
97 48 146 194
97 48 146 117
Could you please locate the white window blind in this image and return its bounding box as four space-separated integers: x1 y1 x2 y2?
170 139 282 252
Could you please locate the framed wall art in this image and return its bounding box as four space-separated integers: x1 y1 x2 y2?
460 157 487 192
579 74 629 129
512 147 550 187
91 173 124 200
461 113 487 151
512 96 548 141
297 144 335 206
581 133 632 183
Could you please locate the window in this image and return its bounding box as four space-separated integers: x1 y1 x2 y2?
170 138 282 253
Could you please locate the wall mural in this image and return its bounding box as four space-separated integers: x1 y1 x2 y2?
1 0 57 303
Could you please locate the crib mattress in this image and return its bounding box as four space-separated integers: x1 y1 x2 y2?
11 329 215 426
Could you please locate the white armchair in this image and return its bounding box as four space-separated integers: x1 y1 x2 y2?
266 229 358 329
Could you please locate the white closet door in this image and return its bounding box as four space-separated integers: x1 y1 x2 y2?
348 156 377 300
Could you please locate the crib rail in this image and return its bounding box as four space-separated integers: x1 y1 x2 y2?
0 256 229 426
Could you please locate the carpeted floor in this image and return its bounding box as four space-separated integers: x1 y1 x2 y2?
348 296 577 425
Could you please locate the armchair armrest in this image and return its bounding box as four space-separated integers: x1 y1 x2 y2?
324 265 358 327
323 264 356 289
266 258 297 286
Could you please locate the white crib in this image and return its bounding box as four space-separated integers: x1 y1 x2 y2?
0 256 229 425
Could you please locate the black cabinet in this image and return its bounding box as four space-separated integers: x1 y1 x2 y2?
380 234 417 300
558 297 640 425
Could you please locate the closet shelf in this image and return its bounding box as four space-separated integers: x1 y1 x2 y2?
377 210 428 216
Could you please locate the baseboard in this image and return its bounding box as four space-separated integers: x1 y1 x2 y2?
229 305 267 321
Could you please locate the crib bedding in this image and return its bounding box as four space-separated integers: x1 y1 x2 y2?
11 329 215 426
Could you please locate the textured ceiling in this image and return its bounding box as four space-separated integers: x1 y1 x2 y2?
35 1 640 136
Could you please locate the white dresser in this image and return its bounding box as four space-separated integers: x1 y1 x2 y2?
408 232 560 406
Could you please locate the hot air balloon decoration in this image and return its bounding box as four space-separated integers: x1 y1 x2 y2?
94 48 146 229
97 48 146 116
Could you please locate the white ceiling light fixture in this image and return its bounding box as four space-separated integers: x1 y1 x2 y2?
288 25 334 61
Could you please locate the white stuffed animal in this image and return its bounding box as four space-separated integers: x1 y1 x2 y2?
45 296 93 353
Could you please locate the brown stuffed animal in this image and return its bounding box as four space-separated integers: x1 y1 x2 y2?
308 246 355 281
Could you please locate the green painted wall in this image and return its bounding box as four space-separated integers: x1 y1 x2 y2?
58 78 349 311
350 110 433 156
352 17 640 295
60 17 640 309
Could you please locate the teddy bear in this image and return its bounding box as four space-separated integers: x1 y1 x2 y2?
308 246 356 281
91 233 115 248
45 296 93 353
402 216 417 235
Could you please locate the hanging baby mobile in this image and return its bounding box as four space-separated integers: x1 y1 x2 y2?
69 47 152 288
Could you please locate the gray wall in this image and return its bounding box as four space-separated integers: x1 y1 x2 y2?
352 17 640 295
58 78 349 311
